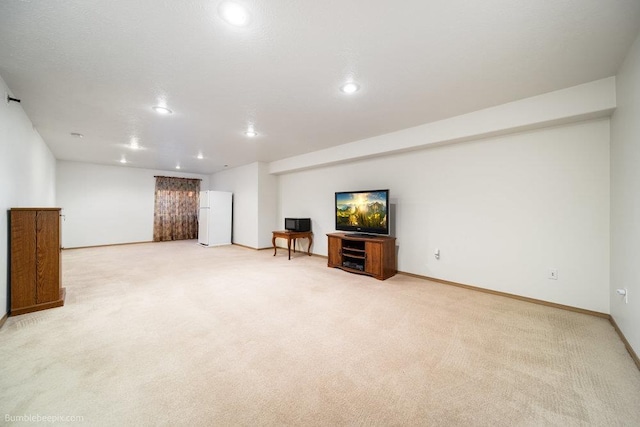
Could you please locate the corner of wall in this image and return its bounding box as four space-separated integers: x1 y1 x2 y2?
0 73 57 320
610 29 640 362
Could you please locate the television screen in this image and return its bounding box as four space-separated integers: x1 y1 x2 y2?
335 189 389 235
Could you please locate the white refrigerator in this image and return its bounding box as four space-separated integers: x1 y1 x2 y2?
198 191 232 247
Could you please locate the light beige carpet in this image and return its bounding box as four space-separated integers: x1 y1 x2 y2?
1 240 639 426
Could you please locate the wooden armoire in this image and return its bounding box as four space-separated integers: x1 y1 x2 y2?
10 208 65 316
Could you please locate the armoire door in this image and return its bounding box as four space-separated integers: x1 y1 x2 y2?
36 210 60 303
10 210 37 309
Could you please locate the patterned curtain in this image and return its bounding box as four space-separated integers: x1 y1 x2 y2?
153 177 201 241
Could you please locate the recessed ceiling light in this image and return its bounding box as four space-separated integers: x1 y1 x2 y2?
152 106 172 115
176 165 181 170
197 153 204 159
245 130 258 137
70 132 84 138
219 1 250 26
340 82 360 94
120 157 127 164
130 138 140 149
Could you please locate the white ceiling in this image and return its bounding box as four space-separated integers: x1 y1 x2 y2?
1 1 639 175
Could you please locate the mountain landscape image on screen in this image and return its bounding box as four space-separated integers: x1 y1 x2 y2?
336 191 387 230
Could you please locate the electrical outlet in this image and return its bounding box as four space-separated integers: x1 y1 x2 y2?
549 269 558 280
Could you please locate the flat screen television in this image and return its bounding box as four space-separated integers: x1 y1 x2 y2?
335 189 389 235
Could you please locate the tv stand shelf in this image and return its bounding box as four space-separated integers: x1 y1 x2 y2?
327 233 397 280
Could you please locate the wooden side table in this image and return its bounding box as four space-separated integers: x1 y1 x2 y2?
272 230 313 260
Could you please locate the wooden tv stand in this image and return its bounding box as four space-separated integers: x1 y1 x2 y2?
327 233 397 280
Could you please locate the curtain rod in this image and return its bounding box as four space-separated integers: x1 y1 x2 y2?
154 176 202 181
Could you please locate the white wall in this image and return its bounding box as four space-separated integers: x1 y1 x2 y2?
257 162 278 248
0 75 57 317
611 31 640 357
211 163 260 248
56 161 209 248
278 119 610 313
210 162 277 249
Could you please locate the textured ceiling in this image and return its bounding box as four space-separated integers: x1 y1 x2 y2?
1 0 639 174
